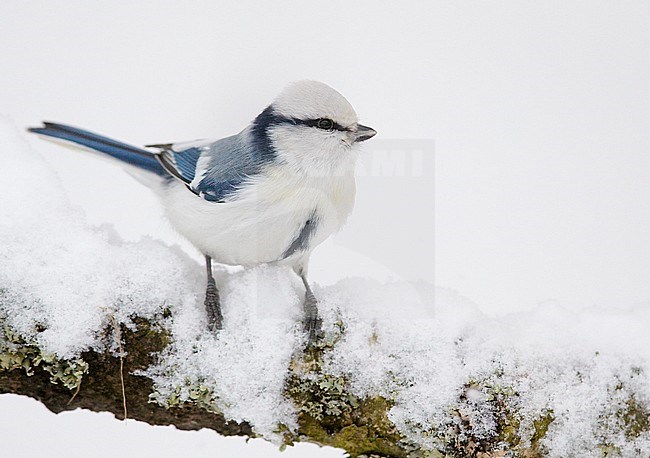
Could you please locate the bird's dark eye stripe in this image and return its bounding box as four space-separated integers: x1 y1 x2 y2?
291 118 349 132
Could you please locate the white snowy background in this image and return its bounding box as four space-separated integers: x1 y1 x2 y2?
1 1 650 457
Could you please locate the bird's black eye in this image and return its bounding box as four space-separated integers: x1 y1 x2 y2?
316 118 334 131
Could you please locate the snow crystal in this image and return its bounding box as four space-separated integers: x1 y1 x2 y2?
1 119 649 455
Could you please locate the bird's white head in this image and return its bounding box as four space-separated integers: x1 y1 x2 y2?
250 81 376 176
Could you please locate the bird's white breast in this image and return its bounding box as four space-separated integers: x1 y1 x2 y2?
160 164 356 267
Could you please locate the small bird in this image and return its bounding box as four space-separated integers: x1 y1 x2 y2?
28 80 376 343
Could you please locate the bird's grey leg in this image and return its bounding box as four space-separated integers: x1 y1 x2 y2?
204 255 223 331
297 268 322 345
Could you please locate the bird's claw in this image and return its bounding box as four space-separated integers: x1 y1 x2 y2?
303 317 323 346
205 278 223 332
303 293 323 346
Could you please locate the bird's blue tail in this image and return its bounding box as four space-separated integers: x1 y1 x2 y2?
28 122 166 176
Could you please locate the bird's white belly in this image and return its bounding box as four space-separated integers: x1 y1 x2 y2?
160 169 355 266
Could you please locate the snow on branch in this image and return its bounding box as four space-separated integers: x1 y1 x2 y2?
1 120 649 457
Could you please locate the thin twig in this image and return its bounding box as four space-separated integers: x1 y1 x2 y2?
67 378 82 405
111 315 128 421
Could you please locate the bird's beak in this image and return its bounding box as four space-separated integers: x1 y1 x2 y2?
354 124 377 142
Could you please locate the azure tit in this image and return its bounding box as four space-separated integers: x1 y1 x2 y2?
29 81 377 344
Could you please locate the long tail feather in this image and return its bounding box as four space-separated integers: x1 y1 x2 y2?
28 122 166 176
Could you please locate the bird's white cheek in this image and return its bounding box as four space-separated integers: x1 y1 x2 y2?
270 127 357 178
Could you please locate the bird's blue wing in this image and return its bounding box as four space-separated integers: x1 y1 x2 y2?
150 130 275 203
149 139 209 184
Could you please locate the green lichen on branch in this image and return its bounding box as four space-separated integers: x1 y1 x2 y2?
0 324 87 390
596 370 650 456
280 321 567 458
620 396 650 440
285 323 407 458
530 411 554 446
118 317 223 415
149 378 222 415
406 377 554 458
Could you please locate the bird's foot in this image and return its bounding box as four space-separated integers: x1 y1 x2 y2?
205 278 223 332
303 293 323 346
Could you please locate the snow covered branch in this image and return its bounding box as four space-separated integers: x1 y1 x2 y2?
0 318 251 437
1 121 650 457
